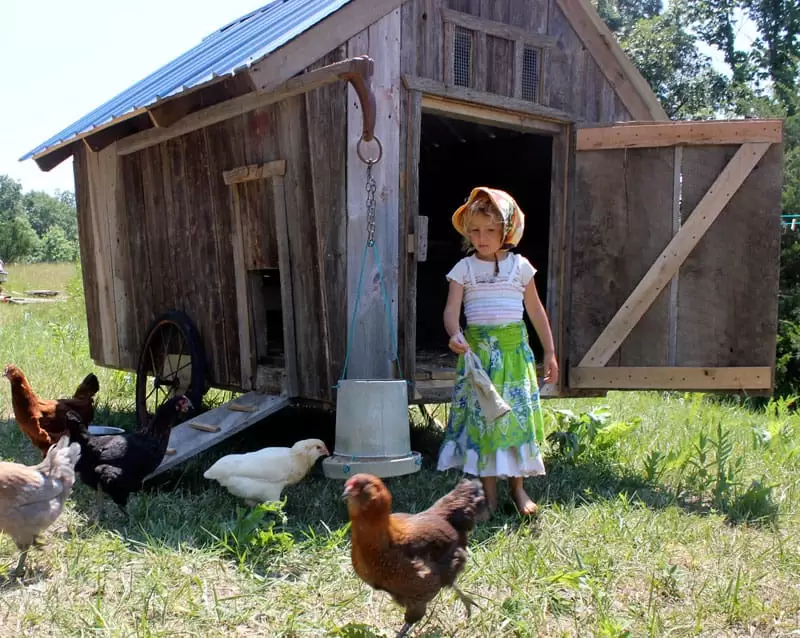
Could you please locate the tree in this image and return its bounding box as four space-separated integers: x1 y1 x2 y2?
37 225 78 262
623 8 732 118
0 216 40 263
23 190 78 241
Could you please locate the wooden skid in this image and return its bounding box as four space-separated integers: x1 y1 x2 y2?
569 366 772 390
145 392 290 479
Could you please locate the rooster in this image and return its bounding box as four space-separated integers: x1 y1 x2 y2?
3 364 99 456
64 395 192 518
0 436 81 576
343 473 488 637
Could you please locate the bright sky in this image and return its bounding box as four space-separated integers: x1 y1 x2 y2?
1 0 264 195
0 1 760 197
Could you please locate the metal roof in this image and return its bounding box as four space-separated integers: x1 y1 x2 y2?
21 0 353 161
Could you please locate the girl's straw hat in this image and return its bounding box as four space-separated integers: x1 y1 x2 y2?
451 187 525 248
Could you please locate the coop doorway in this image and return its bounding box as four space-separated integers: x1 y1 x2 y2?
414 110 555 393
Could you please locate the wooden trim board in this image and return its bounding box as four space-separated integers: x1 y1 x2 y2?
578 142 772 367
404 75 575 126
570 367 772 390
144 392 291 479
117 58 374 156
223 160 287 185
577 119 784 150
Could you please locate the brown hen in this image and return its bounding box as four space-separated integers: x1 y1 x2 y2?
343 473 488 637
3 364 99 456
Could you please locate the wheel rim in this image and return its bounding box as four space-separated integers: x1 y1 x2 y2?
136 315 203 426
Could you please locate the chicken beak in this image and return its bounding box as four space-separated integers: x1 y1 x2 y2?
342 484 354 501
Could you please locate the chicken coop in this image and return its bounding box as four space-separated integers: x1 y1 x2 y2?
23 0 784 475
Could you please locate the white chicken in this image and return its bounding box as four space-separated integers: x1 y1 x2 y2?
203 438 329 505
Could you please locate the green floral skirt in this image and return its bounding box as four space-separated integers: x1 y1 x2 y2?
437 322 546 477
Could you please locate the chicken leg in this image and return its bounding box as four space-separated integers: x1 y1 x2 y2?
394 622 412 638
12 548 28 578
452 585 479 617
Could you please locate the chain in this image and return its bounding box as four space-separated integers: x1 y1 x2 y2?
365 163 377 247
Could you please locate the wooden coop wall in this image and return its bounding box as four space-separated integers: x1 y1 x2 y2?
400 0 634 123
73 49 350 401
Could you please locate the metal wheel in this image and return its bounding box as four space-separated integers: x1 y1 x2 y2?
135 310 206 428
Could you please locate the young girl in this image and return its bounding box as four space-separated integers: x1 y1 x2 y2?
437 187 559 516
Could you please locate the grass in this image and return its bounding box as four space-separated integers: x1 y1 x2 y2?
2 263 800 636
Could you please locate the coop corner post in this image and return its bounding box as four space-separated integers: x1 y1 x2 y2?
344 10 402 380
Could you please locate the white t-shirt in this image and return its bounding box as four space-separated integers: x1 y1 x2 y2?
446 253 537 325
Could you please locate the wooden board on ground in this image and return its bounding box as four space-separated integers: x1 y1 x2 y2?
145 391 290 479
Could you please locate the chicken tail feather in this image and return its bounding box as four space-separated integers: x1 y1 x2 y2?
428 478 489 534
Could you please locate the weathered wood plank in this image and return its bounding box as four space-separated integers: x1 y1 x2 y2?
555 0 668 121
270 175 299 396
346 10 402 380
543 3 586 117
403 75 575 123
305 47 349 390
577 119 784 150
145 392 291 479
229 187 254 390
222 160 287 185
579 142 772 367
568 149 627 369
85 146 120 367
118 153 151 364
117 57 380 157
276 94 328 398
403 90 422 391
676 143 783 369
617 147 675 366
72 146 103 363
203 117 247 387
569 366 772 390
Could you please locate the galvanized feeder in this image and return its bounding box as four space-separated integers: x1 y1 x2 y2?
322 379 421 479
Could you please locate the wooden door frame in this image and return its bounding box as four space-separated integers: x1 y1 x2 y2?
568 119 783 392
401 76 575 401
223 159 298 397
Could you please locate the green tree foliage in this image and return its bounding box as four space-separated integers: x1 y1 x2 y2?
0 174 78 263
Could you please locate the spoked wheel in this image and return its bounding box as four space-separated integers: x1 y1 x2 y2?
135 310 207 428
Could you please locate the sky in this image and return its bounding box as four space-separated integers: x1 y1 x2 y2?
0 0 265 195
0 1 760 197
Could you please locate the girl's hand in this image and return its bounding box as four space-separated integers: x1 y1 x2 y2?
542 352 559 384
448 332 470 354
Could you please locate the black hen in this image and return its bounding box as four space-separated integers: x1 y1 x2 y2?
66 395 192 516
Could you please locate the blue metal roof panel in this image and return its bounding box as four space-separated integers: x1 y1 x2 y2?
22 0 353 160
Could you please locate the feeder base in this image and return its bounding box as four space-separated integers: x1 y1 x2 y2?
322 452 422 480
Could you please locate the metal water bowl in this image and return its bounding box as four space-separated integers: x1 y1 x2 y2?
88 425 125 436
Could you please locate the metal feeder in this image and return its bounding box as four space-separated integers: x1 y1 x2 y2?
322 379 421 479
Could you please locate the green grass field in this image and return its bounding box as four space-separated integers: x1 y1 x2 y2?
1 263 799 637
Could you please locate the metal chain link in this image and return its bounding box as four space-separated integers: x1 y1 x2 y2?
365 163 377 247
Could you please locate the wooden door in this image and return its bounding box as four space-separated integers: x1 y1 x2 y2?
566 120 784 393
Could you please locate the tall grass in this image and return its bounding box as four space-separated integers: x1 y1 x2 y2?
1 263 800 636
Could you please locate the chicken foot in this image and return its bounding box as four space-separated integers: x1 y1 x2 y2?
394 622 413 638
12 548 29 578
452 584 481 617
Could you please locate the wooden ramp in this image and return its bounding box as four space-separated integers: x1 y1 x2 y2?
146 391 290 480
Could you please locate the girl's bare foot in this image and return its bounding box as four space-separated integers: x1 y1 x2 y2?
509 477 539 516
480 476 498 513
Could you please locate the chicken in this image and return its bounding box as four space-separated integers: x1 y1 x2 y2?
64 395 192 518
0 436 81 576
343 473 488 638
3 364 99 456
203 438 329 505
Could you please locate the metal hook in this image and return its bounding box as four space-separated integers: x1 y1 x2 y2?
357 134 383 165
